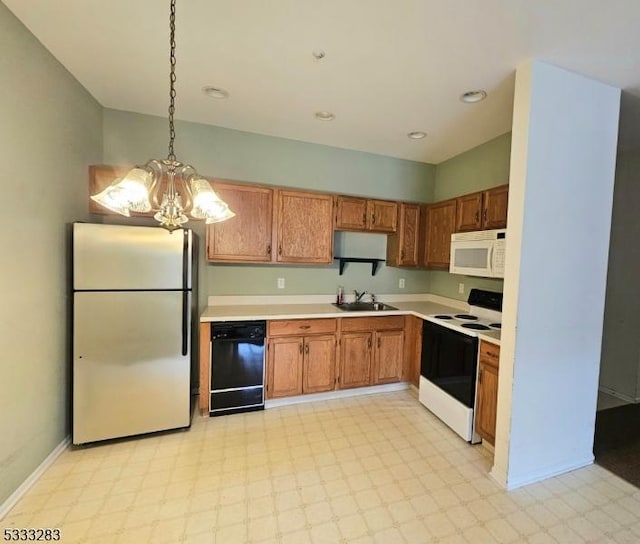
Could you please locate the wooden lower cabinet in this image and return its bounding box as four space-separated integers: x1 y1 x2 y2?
373 330 404 384
339 316 405 389
475 340 501 445
339 332 373 388
303 335 337 393
267 319 337 399
268 336 304 398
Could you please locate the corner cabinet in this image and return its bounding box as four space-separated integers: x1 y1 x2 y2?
276 191 334 264
206 182 274 262
421 199 457 269
334 196 398 233
386 203 420 267
475 340 500 445
456 184 509 232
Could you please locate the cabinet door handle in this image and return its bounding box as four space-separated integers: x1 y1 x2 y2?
266 244 272 255
377 337 381 348
299 325 311 329
475 211 479 222
305 343 309 354
483 209 487 222
278 245 282 255
299 342 303 354
400 250 405 260
371 214 376 225
367 338 372 349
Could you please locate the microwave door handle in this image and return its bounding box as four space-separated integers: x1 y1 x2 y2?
488 244 494 276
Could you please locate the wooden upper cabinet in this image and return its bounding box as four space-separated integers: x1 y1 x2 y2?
386 203 420 267
422 199 457 269
334 196 397 233
206 182 273 262
277 190 333 264
368 199 398 233
456 184 509 232
483 184 509 230
456 192 484 232
335 196 368 230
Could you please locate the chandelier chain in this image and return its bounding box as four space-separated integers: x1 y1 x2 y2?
167 0 177 164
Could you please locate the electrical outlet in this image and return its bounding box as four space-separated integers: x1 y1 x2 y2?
458 283 465 294
277 278 285 289
399 278 405 289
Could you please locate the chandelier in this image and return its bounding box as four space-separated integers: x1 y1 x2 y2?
91 0 234 231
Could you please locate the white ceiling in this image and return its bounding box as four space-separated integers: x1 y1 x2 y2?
5 0 640 164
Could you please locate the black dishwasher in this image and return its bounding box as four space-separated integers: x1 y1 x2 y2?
210 321 266 416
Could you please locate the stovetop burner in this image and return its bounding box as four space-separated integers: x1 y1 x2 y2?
433 315 453 320
454 314 478 320
461 323 491 330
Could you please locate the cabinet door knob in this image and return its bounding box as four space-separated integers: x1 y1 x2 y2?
367 338 372 349
371 214 376 225
299 343 303 354
400 250 405 260
483 209 488 222
266 244 272 255
362 213 367 224
305 344 309 354
377 337 381 348
278 245 282 255
475 211 479 222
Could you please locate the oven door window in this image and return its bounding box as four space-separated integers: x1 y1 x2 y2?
421 321 478 408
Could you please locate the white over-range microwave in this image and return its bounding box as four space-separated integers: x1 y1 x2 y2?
449 229 506 278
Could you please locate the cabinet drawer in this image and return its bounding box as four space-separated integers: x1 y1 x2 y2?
340 315 405 332
479 340 500 368
268 318 337 337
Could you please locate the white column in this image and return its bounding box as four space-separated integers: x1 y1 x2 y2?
492 60 620 489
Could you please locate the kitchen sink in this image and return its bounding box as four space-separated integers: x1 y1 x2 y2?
332 302 397 312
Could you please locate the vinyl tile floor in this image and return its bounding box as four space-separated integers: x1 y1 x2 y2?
2 390 640 543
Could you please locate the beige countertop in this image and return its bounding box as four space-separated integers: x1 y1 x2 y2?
200 295 501 345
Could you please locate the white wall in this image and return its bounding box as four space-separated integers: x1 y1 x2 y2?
0 4 102 505
493 61 620 488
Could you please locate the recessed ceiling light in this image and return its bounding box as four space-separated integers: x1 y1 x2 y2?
408 131 427 140
460 90 487 103
315 111 335 121
202 86 229 99
312 50 326 60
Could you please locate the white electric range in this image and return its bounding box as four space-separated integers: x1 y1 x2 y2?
419 289 502 443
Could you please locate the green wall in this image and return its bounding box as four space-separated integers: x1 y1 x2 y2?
102 109 436 302
430 132 512 301
0 3 103 505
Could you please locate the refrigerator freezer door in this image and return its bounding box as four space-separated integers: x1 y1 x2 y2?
73 290 191 444
73 223 192 290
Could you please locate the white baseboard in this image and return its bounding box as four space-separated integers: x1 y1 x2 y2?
0 436 71 521
598 386 640 404
265 382 410 409
495 455 595 491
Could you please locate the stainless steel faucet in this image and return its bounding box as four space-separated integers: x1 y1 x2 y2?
354 289 367 302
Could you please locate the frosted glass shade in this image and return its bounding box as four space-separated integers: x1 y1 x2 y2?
90 168 153 216
190 178 236 223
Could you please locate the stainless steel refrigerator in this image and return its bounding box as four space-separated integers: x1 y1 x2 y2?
72 222 194 444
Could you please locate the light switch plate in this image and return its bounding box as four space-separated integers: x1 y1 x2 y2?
399 278 405 289
277 278 285 289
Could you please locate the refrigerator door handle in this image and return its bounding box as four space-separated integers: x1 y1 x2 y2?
182 290 189 356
